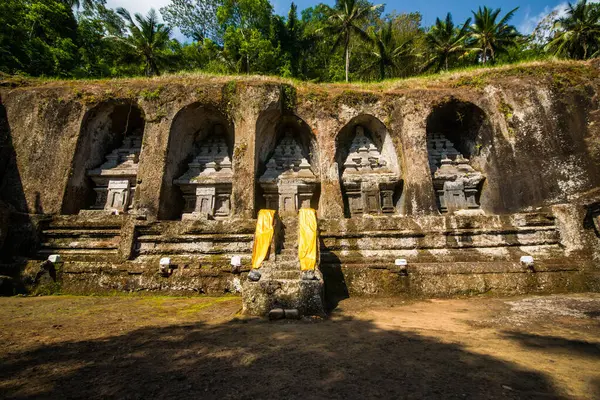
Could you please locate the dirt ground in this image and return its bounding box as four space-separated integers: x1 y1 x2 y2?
0 294 599 400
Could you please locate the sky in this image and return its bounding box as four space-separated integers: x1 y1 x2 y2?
105 0 581 42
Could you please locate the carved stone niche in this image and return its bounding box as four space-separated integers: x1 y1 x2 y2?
428 132 485 213
174 125 233 220
259 132 319 215
86 132 142 213
586 202 600 236
341 126 400 216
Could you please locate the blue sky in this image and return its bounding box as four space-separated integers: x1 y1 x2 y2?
105 0 578 41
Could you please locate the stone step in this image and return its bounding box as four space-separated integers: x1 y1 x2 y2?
280 245 297 252
260 259 299 270
276 254 297 262
267 270 301 280
272 261 300 271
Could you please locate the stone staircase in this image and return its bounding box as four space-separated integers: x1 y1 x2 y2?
268 217 301 280
242 214 325 317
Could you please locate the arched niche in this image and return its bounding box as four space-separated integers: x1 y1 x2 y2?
159 103 234 220
0 103 14 204
62 100 145 215
335 115 403 218
0 102 25 213
426 99 488 213
255 111 320 216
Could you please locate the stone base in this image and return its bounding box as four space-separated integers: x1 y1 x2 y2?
453 208 485 216
78 209 121 217
181 212 212 221
242 278 325 317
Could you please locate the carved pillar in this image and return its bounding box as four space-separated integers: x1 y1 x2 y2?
231 85 281 218
393 105 438 215
133 116 172 219
318 126 345 219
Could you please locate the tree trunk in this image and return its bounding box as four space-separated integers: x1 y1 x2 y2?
345 34 350 83
148 57 160 77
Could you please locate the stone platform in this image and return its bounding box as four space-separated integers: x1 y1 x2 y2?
242 275 325 316
242 217 325 317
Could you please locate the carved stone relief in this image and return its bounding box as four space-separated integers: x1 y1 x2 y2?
340 126 400 217
428 132 485 213
259 132 319 215
87 132 142 213
174 125 233 220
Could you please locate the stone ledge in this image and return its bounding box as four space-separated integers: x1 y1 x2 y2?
321 261 592 275
242 278 325 317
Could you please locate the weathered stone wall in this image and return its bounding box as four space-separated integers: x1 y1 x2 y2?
1 61 599 297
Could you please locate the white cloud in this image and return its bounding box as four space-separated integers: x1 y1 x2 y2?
518 3 568 34
519 0 600 34
105 0 186 41
105 0 172 17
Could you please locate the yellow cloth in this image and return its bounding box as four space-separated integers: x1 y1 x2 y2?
298 208 318 271
251 209 276 270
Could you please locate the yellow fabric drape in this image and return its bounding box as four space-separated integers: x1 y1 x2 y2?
251 209 276 270
298 208 318 271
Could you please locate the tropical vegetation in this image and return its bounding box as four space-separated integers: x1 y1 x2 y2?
0 0 598 81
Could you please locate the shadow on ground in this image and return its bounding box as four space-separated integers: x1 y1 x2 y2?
502 331 600 359
0 315 565 399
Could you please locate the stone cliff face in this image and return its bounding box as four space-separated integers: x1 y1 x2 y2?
0 60 599 298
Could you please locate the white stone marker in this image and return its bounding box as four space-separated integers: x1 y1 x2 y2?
48 254 62 264
520 256 534 268
159 257 171 266
159 257 171 274
230 255 242 267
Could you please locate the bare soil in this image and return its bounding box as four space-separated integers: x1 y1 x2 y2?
1 293 599 399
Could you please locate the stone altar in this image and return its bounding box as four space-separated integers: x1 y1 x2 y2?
259 132 319 215
86 132 142 213
174 125 233 220
341 126 401 216
428 132 485 213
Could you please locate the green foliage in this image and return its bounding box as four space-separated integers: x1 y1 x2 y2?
334 90 380 107
321 0 384 82
160 0 222 42
216 0 281 75
424 13 471 72
281 84 297 111
113 8 172 76
139 87 162 101
0 0 78 77
498 98 514 120
359 21 415 81
469 6 520 64
0 0 598 81
222 80 238 116
545 0 600 59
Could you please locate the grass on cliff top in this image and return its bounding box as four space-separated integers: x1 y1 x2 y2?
1 58 596 93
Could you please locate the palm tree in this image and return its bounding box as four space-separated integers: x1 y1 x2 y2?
325 0 383 82
364 21 414 80
425 13 471 72
469 6 519 64
62 0 98 9
115 8 172 76
545 0 600 59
